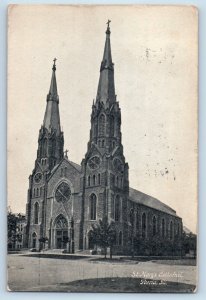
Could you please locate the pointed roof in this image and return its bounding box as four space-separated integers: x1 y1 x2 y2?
48 58 58 96
43 59 61 134
96 20 116 105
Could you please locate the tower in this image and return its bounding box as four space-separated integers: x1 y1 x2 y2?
25 60 64 249
81 21 129 251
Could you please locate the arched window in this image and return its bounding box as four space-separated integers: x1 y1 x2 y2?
120 177 123 189
90 194 97 220
142 213 146 238
36 188 39 197
113 231 117 245
119 231 123 246
116 176 119 187
98 174 101 185
111 194 115 219
40 187 42 196
93 175 96 186
43 138 47 157
115 195 120 221
153 216 157 236
99 114 106 136
177 223 180 236
55 214 68 229
129 208 134 225
136 211 139 231
64 167 67 177
52 139 56 156
110 115 115 136
162 218 165 238
88 176 91 187
34 202 39 224
170 221 173 240
33 188 36 197
102 140 105 147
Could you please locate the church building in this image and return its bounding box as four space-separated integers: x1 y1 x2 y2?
25 22 183 255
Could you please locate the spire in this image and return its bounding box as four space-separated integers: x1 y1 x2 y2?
96 20 116 104
49 58 58 97
43 58 61 134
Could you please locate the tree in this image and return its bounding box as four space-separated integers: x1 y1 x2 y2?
39 237 48 250
90 216 116 259
7 210 25 250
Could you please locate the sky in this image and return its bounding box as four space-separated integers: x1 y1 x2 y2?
7 5 197 233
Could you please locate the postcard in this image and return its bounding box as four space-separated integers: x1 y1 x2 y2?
7 5 198 292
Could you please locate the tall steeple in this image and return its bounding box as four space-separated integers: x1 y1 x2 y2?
36 59 64 171
96 20 116 105
85 21 124 155
43 58 61 135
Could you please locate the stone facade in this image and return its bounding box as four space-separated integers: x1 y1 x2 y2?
25 24 182 255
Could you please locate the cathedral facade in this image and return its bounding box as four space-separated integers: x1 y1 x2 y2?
25 23 183 255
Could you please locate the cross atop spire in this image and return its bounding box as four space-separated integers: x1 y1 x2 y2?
52 58 57 71
106 19 111 34
64 149 69 159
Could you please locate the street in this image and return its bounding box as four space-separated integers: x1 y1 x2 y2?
7 253 197 292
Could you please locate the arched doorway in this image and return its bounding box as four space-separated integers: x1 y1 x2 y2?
32 232 37 248
88 230 95 249
54 215 68 249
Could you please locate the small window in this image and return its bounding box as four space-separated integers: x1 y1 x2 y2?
170 221 173 240
34 202 39 224
88 176 91 187
130 209 134 225
98 174 101 185
161 219 165 238
110 116 115 137
111 194 115 219
177 223 180 236
142 213 146 238
99 114 106 136
90 194 97 220
115 195 120 221
152 216 157 236
119 231 123 245
93 175 96 186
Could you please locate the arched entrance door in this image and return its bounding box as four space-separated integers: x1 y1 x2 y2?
32 232 37 248
54 215 68 249
88 230 95 249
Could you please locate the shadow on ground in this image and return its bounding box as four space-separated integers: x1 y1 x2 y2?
151 259 196 266
57 277 196 293
21 254 88 260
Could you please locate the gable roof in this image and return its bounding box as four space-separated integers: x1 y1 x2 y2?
69 161 81 172
129 187 178 217
48 158 82 182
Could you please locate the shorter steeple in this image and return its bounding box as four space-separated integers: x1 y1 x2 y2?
96 20 116 105
43 58 61 134
36 59 64 170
